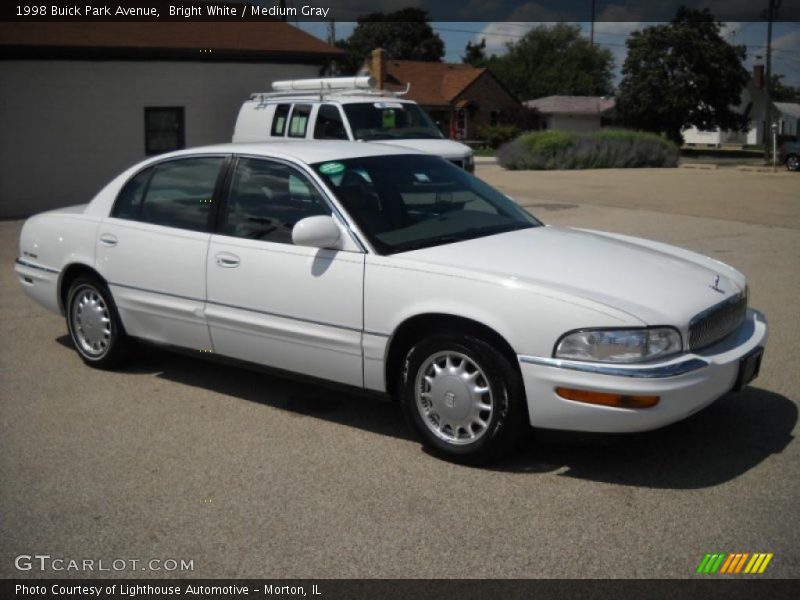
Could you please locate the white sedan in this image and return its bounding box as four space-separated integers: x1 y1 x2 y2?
15 142 767 462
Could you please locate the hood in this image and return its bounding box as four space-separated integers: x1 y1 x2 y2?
399 226 745 326
374 138 471 159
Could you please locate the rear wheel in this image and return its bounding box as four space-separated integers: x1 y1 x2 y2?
66 277 130 368
398 332 528 463
786 154 799 172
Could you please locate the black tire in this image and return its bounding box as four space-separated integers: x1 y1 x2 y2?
398 332 528 464
786 154 799 172
66 276 131 369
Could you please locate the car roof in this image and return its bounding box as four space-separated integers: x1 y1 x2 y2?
153 141 429 165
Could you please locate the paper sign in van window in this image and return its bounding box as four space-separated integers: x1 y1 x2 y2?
319 162 345 175
382 110 397 129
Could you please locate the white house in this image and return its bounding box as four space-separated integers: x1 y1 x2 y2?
682 66 798 147
523 95 615 133
0 22 340 218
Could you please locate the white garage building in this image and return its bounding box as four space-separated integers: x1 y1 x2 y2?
0 22 340 218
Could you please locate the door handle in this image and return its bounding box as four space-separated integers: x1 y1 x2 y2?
215 252 241 268
99 233 118 247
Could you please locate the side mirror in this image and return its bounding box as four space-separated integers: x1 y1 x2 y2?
292 215 342 249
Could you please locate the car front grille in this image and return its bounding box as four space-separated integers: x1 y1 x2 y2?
689 292 748 350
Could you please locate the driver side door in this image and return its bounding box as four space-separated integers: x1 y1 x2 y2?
205 157 366 387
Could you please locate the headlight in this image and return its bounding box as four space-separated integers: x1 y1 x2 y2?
464 153 475 173
554 327 682 363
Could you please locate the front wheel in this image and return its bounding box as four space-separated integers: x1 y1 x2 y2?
66 277 130 369
786 154 799 172
398 333 528 463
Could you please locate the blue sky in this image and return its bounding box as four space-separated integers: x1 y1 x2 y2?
297 20 800 88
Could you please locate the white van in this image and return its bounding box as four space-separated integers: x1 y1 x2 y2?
233 77 475 172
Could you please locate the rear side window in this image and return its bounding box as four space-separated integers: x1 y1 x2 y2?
314 104 348 140
288 104 312 138
272 104 290 136
131 157 224 232
112 167 153 219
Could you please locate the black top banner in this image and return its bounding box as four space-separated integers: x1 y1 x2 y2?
3 0 800 22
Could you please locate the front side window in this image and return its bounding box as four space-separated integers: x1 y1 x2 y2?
145 107 185 155
221 158 330 244
314 155 539 254
342 102 444 141
133 157 224 232
314 104 348 140
288 104 312 138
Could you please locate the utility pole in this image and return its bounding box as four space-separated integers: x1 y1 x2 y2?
764 0 780 160
327 19 336 46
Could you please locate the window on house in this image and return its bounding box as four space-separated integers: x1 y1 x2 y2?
144 107 185 155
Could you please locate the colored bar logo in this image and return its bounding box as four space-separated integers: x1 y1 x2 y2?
696 553 773 574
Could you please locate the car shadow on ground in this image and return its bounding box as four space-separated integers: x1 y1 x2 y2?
57 336 796 489
494 386 796 488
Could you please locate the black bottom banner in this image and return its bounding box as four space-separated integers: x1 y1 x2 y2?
3 579 799 600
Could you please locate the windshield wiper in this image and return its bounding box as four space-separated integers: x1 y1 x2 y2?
391 235 465 253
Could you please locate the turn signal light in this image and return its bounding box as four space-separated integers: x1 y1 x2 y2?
556 387 660 409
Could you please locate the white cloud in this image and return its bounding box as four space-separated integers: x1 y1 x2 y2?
472 22 537 56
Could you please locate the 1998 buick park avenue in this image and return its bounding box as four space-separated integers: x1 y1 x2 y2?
15 141 767 462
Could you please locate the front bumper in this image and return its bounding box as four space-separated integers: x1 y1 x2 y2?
517 308 767 433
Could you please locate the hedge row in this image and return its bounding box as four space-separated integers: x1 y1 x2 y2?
496 129 679 170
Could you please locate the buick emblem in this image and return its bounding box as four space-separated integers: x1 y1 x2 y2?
444 391 456 408
710 275 724 293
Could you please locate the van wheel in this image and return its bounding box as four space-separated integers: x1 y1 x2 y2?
66 277 130 369
398 332 528 464
786 154 799 171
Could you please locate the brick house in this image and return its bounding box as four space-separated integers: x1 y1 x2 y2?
360 49 521 140
0 22 340 217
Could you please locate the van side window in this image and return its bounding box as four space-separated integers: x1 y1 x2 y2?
272 104 290 136
314 104 348 140
288 104 312 138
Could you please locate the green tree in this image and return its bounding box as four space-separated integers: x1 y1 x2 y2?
334 8 444 74
462 38 487 66
616 7 750 145
770 74 800 102
485 24 614 100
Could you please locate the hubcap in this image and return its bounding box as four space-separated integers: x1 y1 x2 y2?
788 156 799 171
71 287 112 357
414 351 494 445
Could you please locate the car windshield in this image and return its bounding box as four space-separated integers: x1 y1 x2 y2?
342 102 445 141
313 155 541 254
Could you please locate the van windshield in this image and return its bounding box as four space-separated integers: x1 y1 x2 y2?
343 102 445 141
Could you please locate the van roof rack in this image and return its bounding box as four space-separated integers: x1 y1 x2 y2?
248 76 411 104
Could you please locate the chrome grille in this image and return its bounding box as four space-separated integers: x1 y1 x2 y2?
689 293 748 350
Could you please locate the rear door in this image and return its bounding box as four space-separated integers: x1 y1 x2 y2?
205 156 365 386
96 155 227 350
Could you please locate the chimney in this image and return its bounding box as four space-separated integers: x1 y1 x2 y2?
371 48 386 89
754 64 765 89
